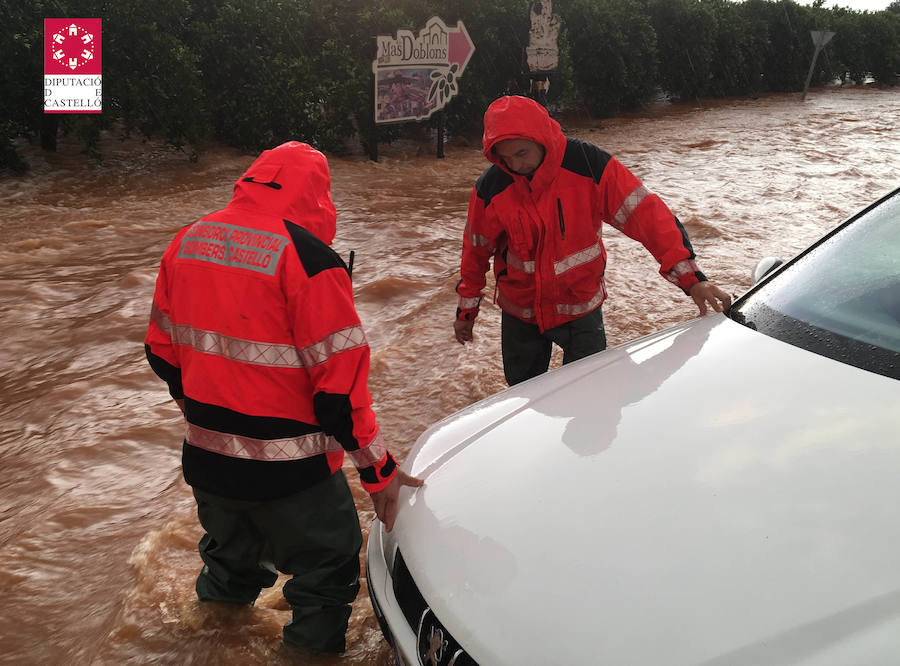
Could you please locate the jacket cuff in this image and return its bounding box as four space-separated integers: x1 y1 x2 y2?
456 306 479 321
358 450 397 494
662 259 705 295
678 271 705 295
456 292 482 320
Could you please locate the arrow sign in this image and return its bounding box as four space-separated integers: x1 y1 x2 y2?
448 21 475 76
373 16 475 124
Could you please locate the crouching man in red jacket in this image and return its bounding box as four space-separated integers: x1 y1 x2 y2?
455 95 732 385
145 141 422 654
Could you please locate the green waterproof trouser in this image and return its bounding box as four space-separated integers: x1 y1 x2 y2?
501 308 607 386
192 471 362 653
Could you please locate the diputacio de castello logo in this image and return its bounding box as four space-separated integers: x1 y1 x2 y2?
44 18 102 114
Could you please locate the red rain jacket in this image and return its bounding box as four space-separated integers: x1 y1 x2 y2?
456 96 706 332
145 141 396 500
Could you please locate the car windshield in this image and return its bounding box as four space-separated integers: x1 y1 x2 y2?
731 190 900 380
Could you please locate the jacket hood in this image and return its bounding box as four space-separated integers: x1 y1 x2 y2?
228 141 337 245
482 96 566 189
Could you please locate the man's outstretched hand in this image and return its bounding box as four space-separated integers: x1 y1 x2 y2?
690 281 732 316
370 469 425 532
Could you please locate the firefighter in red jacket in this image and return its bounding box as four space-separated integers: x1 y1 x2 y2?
454 96 731 385
145 141 422 654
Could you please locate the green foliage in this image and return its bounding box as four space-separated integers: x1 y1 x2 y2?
437 0 531 135
0 1 61 170
103 0 210 150
707 0 769 97
560 0 658 116
858 11 900 84
647 0 717 101
308 1 414 153
748 0 815 91
187 0 313 150
2 0 898 171
830 8 872 84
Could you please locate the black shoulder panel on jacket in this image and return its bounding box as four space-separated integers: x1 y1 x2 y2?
283 220 348 278
475 165 514 208
561 139 612 184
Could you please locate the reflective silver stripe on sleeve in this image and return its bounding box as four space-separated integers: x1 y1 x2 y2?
298 325 367 368
554 240 603 276
556 283 608 317
186 423 342 461
611 184 651 232
465 223 494 250
665 259 701 285
150 303 173 337
506 250 535 274
347 430 388 469
458 295 482 310
496 291 535 320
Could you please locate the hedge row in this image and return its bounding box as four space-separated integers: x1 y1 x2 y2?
2 0 899 170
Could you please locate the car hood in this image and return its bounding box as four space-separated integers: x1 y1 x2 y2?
392 314 900 665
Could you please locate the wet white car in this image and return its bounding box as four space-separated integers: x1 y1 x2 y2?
366 187 900 666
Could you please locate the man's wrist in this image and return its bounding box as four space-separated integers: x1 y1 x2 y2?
359 451 397 494
681 271 707 295
456 291 482 321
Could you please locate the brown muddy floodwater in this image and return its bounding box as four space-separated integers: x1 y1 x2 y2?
0 87 898 665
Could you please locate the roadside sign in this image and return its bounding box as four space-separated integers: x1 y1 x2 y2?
373 17 474 124
526 1 560 73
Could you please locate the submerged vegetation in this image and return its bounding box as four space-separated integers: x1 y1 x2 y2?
3 0 899 170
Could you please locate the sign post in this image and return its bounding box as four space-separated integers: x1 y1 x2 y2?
372 17 475 158
802 30 836 101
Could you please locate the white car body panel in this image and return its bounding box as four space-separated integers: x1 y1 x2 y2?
371 314 900 665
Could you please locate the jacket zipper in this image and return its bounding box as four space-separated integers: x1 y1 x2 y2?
557 198 566 239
